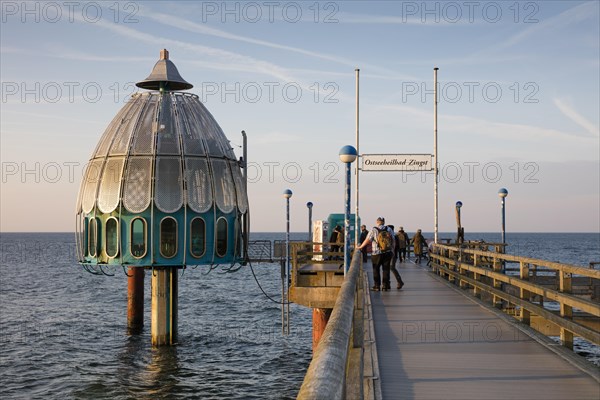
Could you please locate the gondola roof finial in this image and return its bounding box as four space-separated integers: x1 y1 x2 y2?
136 48 193 91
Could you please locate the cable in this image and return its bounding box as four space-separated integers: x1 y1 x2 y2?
99 265 115 276
202 263 219 275
82 264 102 275
248 258 290 305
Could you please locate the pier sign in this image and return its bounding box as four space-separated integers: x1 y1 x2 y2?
361 154 433 171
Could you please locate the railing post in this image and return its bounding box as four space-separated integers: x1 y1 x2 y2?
492 255 503 309
433 245 440 272
473 254 481 298
519 262 531 325
559 271 574 349
458 249 468 289
446 248 453 280
448 248 456 284
532 265 543 306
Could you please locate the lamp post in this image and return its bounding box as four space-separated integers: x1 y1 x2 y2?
306 202 313 242
498 188 508 245
455 201 464 244
282 189 293 334
339 145 358 275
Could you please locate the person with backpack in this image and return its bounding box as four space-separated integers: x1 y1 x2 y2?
357 217 399 291
397 227 409 262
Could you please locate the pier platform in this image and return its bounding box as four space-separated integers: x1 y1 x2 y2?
369 261 600 400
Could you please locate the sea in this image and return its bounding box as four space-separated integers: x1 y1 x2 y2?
1 232 599 398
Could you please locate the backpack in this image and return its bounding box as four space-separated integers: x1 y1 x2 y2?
397 232 407 248
375 227 393 252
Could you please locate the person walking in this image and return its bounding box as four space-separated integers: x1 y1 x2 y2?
359 225 369 262
411 229 427 264
358 217 396 291
387 224 405 289
397 227 409 262
335 226 344 260
329 225 342 259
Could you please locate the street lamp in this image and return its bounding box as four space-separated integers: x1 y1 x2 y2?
339 145 358 275
306 202 313 242
498 188 508 245
455 201 464 244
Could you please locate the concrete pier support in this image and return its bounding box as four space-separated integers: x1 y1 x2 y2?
127 267 145 333
312 308 332 353
151 267 178 346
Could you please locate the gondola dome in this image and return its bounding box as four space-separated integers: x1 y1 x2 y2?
76 49 248 267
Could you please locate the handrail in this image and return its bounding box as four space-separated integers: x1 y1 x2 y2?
430 243 600 348
297 250 362 400
434 253 599 316
435 243 600 278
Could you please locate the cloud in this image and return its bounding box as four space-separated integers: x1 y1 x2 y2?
136 6 412 80
336 12 483 25
375 103 598 143
72 13 298 83
553 98 599 137
495 1 599 50
0 45 153 63
441 2 600 66
139 8 357 66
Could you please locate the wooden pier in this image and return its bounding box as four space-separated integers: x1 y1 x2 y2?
291 242 600 399
371 260 599 399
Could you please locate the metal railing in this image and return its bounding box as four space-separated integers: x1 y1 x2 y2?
247 240 273 262
429 243 600 349
297 250 364 400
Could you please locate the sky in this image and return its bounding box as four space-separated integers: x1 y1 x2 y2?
1 0 599 233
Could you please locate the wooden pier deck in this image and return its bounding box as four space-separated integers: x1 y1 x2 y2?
369 261 600 400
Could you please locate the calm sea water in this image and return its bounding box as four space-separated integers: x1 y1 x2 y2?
1 232 599 398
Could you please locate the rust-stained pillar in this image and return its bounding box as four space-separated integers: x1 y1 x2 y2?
127 267 145 333
151 267 178 346
312 308 332 353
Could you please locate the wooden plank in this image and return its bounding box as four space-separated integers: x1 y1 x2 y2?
299 263 344 272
